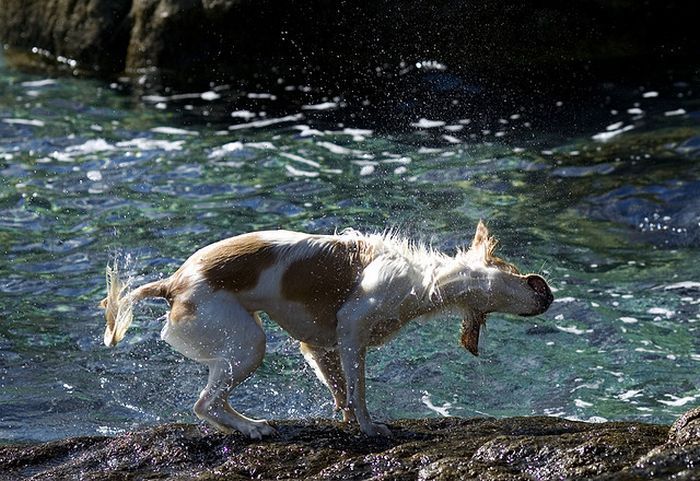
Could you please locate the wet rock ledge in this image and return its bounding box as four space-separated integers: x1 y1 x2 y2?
2 409 700 480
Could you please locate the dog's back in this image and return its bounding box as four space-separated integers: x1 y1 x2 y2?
161 231 378 346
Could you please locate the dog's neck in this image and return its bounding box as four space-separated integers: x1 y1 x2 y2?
403 256 487 320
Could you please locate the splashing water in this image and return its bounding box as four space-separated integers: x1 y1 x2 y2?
0 53 699 442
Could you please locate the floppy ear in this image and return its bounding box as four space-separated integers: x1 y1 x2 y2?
470 220 490 259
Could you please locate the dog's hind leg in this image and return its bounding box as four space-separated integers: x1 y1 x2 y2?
299 343 353 422
194 354 274 439
161 291 274 439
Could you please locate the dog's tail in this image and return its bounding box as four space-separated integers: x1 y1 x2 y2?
99 261 169 347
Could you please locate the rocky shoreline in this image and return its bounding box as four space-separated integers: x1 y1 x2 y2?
1 409 698 480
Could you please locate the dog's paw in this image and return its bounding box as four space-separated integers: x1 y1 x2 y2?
361 422 392 437
242 420 276 440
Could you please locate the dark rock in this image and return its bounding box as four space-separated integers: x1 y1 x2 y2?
0 0 131 74
4 413 699 481
1 0 699 91
667 406 700 446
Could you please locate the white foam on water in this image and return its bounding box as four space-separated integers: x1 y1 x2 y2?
417 147 442 154
116 138 185 151
619 317 638 324
410 118 446 128
571 381 602 392
664 108 686 117
574 399 593 408
228 114 303 130
151 126 198 136
21 79 57 88
293 125 325 137
87 170 103 181
658 394 697 407
66 138 115 153
662 281 700 290
647 307 674 318
164 92 202 101
642 91 659 98
246 142 276 150
285 164 319 178
442 134 462 144
208 141 244 158
380 156 411 164
142 94 168 102
342 127 373 141
359 165 375 176
618 389 642 401
49 152 72 162
606 121 624 131
230 110 256 120
342 128 373 137
2 118 45 127
421 391 452 417
280 152 321 168
301 102 338 110
317 141 356 155
592 125 634 142
556 325 592 335
200 91 221 101
634 348 665 354
247 92 277 100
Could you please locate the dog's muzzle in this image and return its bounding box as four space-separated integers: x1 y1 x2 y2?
526 274 554 313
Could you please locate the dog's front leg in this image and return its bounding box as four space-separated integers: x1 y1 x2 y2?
337 327 391 437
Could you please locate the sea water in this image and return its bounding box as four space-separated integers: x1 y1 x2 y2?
0 52 699 442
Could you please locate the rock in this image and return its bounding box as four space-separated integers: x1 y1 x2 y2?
667 407 700 446
1 1 699 91
3 415 694 481
596 408 700 480
0 0 131 74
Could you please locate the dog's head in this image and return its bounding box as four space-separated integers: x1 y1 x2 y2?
457 220 554 355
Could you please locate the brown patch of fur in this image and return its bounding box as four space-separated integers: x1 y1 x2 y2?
486 252 521 275
281 238 374 324
132 280 169 301
473 221 520 275
198 233 277 293
169 299 197 324
471 220 490 251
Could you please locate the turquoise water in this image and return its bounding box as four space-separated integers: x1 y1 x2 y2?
1 52 699 443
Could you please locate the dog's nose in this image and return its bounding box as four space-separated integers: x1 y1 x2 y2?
527 274 554 310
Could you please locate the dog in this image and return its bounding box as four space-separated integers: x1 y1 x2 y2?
100 221 553 438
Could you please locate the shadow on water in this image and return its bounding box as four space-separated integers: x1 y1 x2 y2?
0 50 699 442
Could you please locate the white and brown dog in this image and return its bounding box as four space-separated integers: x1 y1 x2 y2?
100 221 553 438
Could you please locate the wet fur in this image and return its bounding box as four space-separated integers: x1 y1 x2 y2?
100 221 553 438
